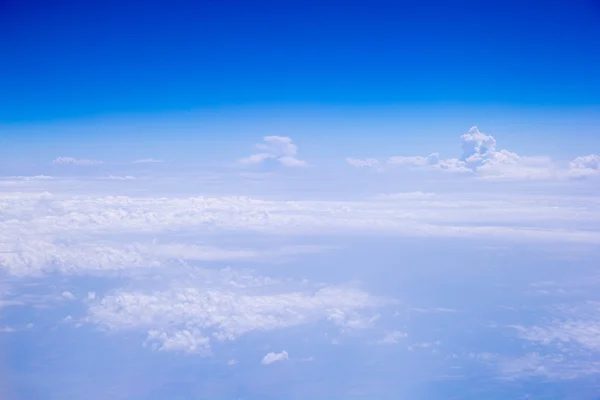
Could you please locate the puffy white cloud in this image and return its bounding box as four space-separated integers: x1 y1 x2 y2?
261 350 289 365
61 291 75 300
145 329 211 355
84 271 385 354
570 154 600 170
569 154 600 178
257 136 298 157
345 126 577 180
52 157 104 166
240 136 307 167
459 126 497 163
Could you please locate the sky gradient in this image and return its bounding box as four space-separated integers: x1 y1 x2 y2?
2 0 600 122
1 1 600 400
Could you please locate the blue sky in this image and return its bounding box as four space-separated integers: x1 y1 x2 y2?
1 0 599 164
2 0 599 119
1 1 600 400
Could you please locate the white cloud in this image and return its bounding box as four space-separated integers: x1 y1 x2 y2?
132 158 163 164
145 329 211 355
387 153 440 167
345 126 581 180
52 157 104 166
470 301 600 381
378 330 408 345
511 301 600 352
374 192 435 200
240 136 307 167
473 352 600 381
84 272 384 354
0 234 331 277
261 350 288 365
62 291 75 300
278 156 308 167
2 190 600 278
239 153 273 165
346 158 380 168
569 154 600 178
257 136 298 157
459 126 497 162
101 175 136 181
570 154 600 170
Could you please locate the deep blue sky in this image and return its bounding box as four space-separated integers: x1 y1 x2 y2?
1 0 599 123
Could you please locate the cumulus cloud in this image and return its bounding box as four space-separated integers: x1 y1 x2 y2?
240 136 307 167
568 154 600 178
145 329 211 355
346 126 566 180
52 157 104 166
261 350 289 365
85 272 384 354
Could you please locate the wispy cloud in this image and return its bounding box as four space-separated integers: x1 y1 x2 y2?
52 157 104 166
132 158 163 164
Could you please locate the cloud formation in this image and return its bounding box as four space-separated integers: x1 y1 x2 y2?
85 274 384 354
569 154 600 178
261 350 289 365
240 136 307 167
132 158 163 164
52 157 104 166
2 189 600 279
347 126 598 181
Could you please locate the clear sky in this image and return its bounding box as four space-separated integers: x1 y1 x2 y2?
1 2 598 113
2 0 599 162
1 2 600 400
